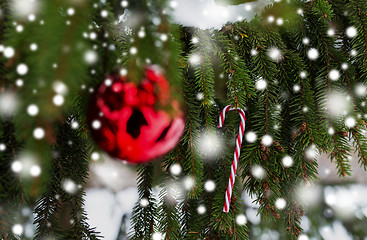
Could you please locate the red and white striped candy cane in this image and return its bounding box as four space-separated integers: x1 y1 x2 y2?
218 105 246 213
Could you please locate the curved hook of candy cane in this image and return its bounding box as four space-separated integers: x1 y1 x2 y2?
217 105 246 213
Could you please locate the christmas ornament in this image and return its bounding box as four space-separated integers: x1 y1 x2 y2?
87 66 185 163
217 105 246 212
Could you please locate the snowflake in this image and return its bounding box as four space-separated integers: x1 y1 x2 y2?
307 48 319 60
204 180 216 192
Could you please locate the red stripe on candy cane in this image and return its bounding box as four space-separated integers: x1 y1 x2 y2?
218 105 246 213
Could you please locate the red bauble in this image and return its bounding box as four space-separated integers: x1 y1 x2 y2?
87 66 185 163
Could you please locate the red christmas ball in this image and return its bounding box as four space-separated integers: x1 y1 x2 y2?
87 66 185 163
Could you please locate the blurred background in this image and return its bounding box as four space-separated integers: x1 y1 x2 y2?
82 150 367 240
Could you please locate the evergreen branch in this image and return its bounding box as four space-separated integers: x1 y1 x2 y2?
129 163 158 240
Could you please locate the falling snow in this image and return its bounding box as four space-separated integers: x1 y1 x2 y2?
346 26 357 38
204 180 216 192
169 163 182 176
307 48 319 60
275 198 287 210
62 178 78 195
27 104 39 116
245 131 257 143
197 205 206 214
140 198 149 207
12 224 23 235
16 63 28 75
345 117 356 128
328 69 340 81
261 134 273 147
268 47 282 61
282 155 293 167
236 214 247 225
0 91 19 116
255 79 267 91
251 165 266 179
33 127 45 139
84 50 98 64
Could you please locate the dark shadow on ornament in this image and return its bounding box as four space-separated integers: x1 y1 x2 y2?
156 122 172 142
126 108 148 138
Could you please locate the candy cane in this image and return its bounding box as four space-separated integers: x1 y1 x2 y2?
218 105 246 213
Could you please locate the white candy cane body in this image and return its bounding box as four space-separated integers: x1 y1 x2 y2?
218 105 246 213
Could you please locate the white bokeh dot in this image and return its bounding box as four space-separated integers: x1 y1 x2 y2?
302 38 309 45
62 178 77 194
27 104 39 116
33 127 45 139
328 127 335 135
53 81 68 95
91 152 100 161
53 94 64 106
84 50 98 65
0 143 6 151
4 47 15 58
12 224 23 235
300 71 307 78
282 155 293 167
256 79 267 90
307 48 319 60
183 176 195 190
130 47 137 55
251 165 266 179
28 14 36 21
350 49 357 56
30 43 38 51
267 15 275 23
345 117 356 128
92 120 101 129
261 134 273 147
189 54 201 65
327 28 335 36
250 49 258 56
101 10 108 18
30 165 41 177
140 198 149 207
245 131 257 143
67 8 75 16
276 18 284 26
268 47 282 61
197 205 206 214
204 180 216 192
236 214 247 225
11 160 23 173
293 84 301 92
191 37 199 44
89 32 97 40
16 25 24 32
121 0 129 7
346 26 357 38
71 120 79 129
120 68 128 77
356 84 367 97
275 197 287 210
17 63 28 75
152 232 162 240
196 92 204 101
328 69 340 81
104 78 112 86
160 34 168 42
341 63 348 70
169 163 182 176
15 79 24 87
